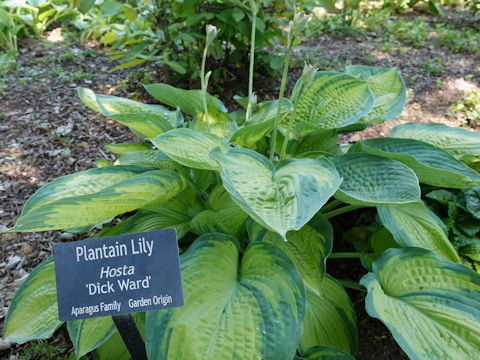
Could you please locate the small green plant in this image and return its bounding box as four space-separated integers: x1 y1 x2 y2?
20 340 68 360
3 7 480 360
452 90 480 126
466 0 480 13
419 57 445 75
307 0 366 36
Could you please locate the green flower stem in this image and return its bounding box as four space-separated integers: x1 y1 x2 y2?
279 86 302 160
246 0 257 123
269 41 293 161
328 252 363 259
321 199 343 213
323 204 364 219
200 45 211 133
336 279 366 291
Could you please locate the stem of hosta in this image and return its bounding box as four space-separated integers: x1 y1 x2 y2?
279 84 303 160
201 45 211 133
337 279 365 291
323 204 364 219
269 39 293 161
246 0 257 123
321 199 343 213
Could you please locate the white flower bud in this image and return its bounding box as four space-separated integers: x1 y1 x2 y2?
206 24 219 48
301 63 318 85
291 11 311 38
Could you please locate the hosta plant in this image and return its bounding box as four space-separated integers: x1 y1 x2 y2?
3 10 480 360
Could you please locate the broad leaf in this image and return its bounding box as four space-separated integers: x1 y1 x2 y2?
299 346 355 360
210 147 342 239
345 66 406 123
104 142 151 154
118 208 191 239
145 233 306 360
144 83 236 138
464 186 480 219
191 187 248 238
332 153 420 205
19 165 150 216
3 257 62 343
391 122 480 160
230 119 275 148
68 317 116 358
247 217 356 354
115 150 176 170
361 247 480 360
247 213 333 292
11 170 186 232
301 276 357 355
378 202 461 263
294 130 339 156
249 99 292 125
77 87 101 112
78 88 175 138
144 83 227 116
353 138 480 188
292 71 374 130
93 313 145 360
151 128 228 170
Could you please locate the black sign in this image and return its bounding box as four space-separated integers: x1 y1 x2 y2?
54 229 183 321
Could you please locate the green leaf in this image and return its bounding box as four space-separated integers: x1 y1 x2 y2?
3 257 62 343
145 233 306 360
247 216 356 354
353 138 480 188
292 71 374 130
316 0 341 13
390 122 480 160
294 130 339 156
210 147 342 239
115 150 176 170
361 247 480 360
144 83 236 138
345 66 406 123
144 83 227 116
151 128 228 170
93 313 145 360
332 153 420 205
378 202 461 263
104 142 152 154
464 186 480 219
78 88 175 138
119 208 191 239
163 59 187 74
191 187 248 238
110 59 146 72
11 170 186 232
300 346 355 360
68 317 116 358
95 94 174 138
249 99 292 125
77 87 101 112
230 119 275 148
301 276 357 355
247 213 333 293
190 111 237 139
19 166 151 216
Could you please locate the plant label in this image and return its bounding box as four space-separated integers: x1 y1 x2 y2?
54 229 183 321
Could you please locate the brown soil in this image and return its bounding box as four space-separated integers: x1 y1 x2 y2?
1 11 479 358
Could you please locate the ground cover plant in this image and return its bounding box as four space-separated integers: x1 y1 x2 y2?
2 3 480 358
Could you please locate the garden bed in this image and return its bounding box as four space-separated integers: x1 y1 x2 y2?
1 9 479 357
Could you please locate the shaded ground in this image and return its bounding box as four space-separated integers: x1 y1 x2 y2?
1 9 479 358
